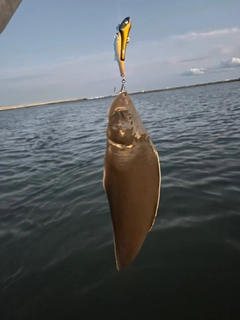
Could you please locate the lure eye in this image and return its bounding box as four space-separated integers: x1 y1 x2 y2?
127 37 130 43
119 17 131 31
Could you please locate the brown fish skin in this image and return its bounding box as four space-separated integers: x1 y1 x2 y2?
103 92 161 270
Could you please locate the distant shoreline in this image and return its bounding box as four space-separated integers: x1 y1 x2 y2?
0 97 87 112
0 78 239 112
130 77 240 96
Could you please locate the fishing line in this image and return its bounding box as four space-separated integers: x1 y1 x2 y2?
116 0 121 23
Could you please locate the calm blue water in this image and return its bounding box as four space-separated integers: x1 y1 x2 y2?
0 82 240 319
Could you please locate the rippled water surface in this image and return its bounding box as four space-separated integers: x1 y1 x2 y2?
1 82 240 319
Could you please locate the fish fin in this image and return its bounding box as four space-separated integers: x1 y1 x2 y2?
148 148 161 232
102 168 106 191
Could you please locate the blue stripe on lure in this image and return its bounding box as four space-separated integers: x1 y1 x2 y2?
114 28 119 62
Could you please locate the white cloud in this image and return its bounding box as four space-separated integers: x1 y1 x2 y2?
181 57 240 77
232 57 240 65
219 57 240 69
190 68 205 75
173 27 240 40
219 46 234 54
181 68 205 76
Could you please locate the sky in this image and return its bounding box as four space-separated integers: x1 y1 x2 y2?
0 0 240 106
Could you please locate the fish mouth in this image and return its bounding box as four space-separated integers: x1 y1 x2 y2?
108 139 133 149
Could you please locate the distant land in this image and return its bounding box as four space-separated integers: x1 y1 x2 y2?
0 78 239 112
131 77 240 96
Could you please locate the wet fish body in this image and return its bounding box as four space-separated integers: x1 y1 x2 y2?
103 92 161 270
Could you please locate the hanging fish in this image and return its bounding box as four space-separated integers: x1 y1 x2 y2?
103 17 161 270
103 92 161 270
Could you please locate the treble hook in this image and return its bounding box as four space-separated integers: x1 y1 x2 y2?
113 77 126 94
119 77 126 93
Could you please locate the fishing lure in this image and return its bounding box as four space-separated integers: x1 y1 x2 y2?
113 17 132 92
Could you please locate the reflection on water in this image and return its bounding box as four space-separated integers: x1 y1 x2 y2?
1 82 240 319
